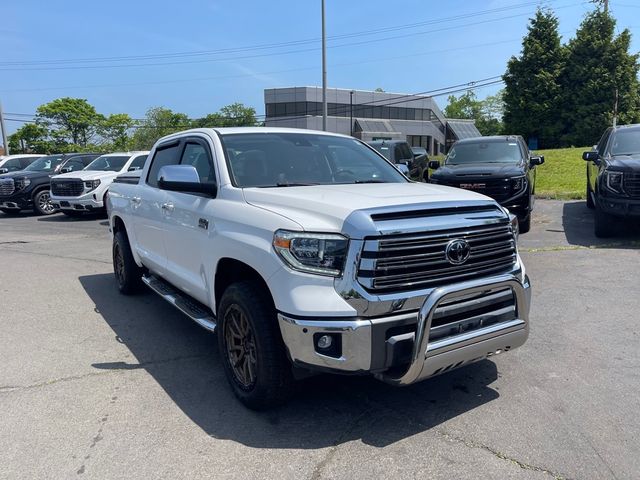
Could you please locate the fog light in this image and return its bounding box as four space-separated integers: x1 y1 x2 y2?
317 335 333 349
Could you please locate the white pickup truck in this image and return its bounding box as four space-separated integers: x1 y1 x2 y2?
107 127 531 409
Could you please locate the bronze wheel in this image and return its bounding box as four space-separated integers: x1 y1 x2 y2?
224 304 257 388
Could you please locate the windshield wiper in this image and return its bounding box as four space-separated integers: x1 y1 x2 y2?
354 179 389 184
274 182 319 187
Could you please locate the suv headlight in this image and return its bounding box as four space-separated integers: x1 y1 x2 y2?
511 176 526 192
273 230 348 276
604 171 624 194
84 179 101 191
15 177 31 190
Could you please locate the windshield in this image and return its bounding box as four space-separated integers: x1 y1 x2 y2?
221 132 407 187
446 141 522 165
610 129 640 156
85 155 130 172
24 155 64 172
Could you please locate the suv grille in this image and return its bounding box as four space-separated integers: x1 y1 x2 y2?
51 179 84 197
0 178 15 196
440 178 521 203
624 172 640 197
358 222 517 293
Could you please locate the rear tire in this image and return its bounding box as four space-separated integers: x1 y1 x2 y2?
217 281 293 410
33 190 56 215
112 230 143 294
0 208 21 215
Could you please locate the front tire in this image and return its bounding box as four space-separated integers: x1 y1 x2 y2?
112 230 143 294
217 281 293 410
586 183 595 210
518 214 531 234
33 190 56 215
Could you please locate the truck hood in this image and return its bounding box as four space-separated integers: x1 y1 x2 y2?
243 182 494 233
52 170 120 181
432 162 525 179
607 155 640 171
0 170 51 181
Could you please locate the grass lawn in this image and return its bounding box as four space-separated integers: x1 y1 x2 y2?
534 147 589 200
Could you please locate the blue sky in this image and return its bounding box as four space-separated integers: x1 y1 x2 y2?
2 0 639 133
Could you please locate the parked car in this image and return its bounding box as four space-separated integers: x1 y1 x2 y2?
50 151 149 217
428 136 543 233
0 154 43 174
410 146 430 180
583 123 640 237
366 140 415 176
108 127 531 409
0 153 100 215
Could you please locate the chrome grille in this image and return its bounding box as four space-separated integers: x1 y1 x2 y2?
440 178 518 202
358 222 517 293
0 179 15 196
624 172 640 197
51 179 84 197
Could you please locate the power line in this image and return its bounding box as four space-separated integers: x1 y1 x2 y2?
0 0 554 67
0 3 583 72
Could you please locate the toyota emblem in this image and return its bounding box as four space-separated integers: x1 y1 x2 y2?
445 239 471 265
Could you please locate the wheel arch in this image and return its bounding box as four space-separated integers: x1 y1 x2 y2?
214 258 275 317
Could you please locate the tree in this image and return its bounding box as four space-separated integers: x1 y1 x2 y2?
560 9 640 146
129 107 191 150
192 103 257 128
444 90 504 136
503 9 565 148
35 97 104 147
99 113 135 150
8 123 52 153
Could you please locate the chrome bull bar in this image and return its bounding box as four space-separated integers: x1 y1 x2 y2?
377 273 529 386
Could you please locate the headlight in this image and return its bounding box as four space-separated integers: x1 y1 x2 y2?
604 171 624 194
84 179 101 191
273 230 348 276
511 176 526 192
509 213 519 240
15 177 31 190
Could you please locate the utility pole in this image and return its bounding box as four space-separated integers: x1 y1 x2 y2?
321 0 327 131
0 101 9 156
349 90 354 136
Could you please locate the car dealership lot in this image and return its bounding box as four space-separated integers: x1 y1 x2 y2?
1 201 639 480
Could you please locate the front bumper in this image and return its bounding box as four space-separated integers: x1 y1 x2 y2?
597 194 640 218
278 273 531 384
0 191 32 209
51 193 104 211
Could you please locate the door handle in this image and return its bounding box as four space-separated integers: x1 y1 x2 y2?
131 196 141 205
161 202 174 212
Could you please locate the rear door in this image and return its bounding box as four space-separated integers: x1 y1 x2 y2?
132 141 182 275
162 136 218 304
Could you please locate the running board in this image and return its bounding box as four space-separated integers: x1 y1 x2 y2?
142 274 216 332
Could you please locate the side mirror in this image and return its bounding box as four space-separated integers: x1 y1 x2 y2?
60 166 72 173
157 165 216 196
530 155 544 166
0 168 8 174
428 160 441 170
582 151 599 162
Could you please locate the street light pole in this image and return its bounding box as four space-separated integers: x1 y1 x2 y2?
350 90 354 136
0 101 9 156
321 0 327 131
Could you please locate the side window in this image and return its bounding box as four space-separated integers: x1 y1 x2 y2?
147 142 182 188
180 142 215 183
19 157 36 169
129 155 147 171
3 159 22 171
597 130 611 156
64 160 85 172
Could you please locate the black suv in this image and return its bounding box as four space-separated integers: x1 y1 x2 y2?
0 153 100 215
428 136 544 233
583 124 640 237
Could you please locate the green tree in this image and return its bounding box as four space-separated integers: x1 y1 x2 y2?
503 8 565 148
444 90 503 136
130 107 191 150
8 123 52 153
560 9 640 146
99 113 135 150
193 103 257 128
35 97 104 147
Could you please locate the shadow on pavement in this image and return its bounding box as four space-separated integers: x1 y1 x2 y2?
562 202 640 248
80 273 500 449
37 212 106 222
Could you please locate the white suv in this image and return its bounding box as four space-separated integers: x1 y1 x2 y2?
51 151 148 216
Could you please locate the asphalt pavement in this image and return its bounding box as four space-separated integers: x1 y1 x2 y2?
0 200 639 480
